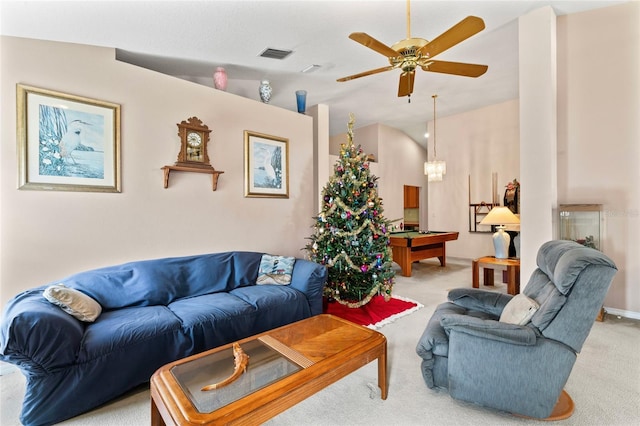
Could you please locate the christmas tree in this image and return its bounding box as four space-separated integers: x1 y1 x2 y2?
306 114 395 307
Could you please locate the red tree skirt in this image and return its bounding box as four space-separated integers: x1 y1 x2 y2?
324 295 423 329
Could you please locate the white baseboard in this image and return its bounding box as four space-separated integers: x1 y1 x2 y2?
604 307 640 321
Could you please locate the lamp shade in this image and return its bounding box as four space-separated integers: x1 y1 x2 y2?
479 207 520 226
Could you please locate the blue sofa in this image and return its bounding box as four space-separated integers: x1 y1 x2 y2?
0 251 327 426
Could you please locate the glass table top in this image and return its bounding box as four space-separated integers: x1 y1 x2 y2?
171 339 302 413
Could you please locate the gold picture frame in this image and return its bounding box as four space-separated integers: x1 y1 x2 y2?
244 130 289 198
17 84 121 192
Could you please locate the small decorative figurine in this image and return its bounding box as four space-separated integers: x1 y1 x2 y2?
201 343 249 391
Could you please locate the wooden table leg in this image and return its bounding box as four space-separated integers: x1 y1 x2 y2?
438 243 447 266
400 249 411 277
151 397 166 426
378 343 388 400
472 259 479 288
483 267 495 286
506 265 520 295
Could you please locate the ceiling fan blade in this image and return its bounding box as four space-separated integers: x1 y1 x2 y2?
337 65 395 82
398 71 415 97
421 60 488 77
418 16 485 59
349 32 400 58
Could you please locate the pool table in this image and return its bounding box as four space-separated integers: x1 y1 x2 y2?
388 231 459 277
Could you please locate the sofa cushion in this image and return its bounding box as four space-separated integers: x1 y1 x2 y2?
231 285 310 337
59 251 262 309
43 283 102 322
257 254 295 285
231 285 310 317
77 305 185 363
499 294 539 325
168 293 256 353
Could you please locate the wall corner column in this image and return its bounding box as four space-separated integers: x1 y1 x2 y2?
519 7 558 281
309 104 330 214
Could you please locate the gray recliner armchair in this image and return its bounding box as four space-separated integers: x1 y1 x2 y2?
416 240 617 419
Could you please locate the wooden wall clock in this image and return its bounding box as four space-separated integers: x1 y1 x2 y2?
162 117 224 191
175 116 212 168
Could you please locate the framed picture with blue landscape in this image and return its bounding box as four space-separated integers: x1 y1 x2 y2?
244 130 289 198
17 84 121 192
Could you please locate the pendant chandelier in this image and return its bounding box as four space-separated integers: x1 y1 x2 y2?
424 94 446 182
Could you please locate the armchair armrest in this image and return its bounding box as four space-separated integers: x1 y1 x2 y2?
447 288 513 317
441 313 537 346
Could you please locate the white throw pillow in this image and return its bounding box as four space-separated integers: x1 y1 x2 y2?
43 283 102 322
499 294 540 325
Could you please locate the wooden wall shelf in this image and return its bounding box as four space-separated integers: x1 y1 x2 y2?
162 165 224 191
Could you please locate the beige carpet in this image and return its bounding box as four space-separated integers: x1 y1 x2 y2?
1 258 639 425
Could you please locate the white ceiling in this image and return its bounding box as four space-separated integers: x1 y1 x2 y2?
0 0 627 147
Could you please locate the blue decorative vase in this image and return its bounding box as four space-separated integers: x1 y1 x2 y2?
295 90 307 114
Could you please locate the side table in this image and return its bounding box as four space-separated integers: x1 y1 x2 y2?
472 256 520 295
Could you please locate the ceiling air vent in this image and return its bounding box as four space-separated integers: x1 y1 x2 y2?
259 48 293 60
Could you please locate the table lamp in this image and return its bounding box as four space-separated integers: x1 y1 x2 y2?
479 207 521 259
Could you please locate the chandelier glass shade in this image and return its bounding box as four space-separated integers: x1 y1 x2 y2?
424 160 447 182
424 94 446 182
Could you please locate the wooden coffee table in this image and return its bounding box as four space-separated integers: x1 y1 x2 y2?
150 314 387 425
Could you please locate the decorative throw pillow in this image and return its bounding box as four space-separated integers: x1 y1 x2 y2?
43 283 102 322
499 294 540 325
257 255 295 285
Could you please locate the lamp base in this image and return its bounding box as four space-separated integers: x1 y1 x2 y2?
492 227 511 259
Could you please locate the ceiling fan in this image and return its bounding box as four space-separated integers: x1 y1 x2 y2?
337 0 488 100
